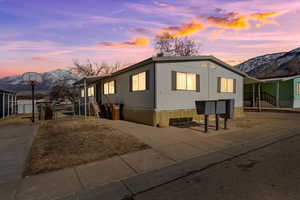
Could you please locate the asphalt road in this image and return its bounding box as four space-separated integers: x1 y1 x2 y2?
134 135 300 200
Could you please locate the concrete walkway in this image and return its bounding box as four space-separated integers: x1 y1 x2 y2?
60 123 300 200
2 112 300 200
0 125 38 184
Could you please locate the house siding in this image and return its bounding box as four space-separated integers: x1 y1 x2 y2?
81 58 245 126
101 63 155 110
155 60 244 111
293 77 300 108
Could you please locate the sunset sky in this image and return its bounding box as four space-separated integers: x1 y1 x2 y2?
0 0 300 77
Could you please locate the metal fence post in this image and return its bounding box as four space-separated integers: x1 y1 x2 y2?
84 79 87 117
11 94 13 115
7 94 10 117
78 98 81 116
2 92 4 119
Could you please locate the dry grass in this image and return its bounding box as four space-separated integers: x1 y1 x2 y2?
24 117 149 176
0 114 33 126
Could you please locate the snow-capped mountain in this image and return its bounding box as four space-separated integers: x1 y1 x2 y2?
235 52 285 73
0 69 81 92
235 47 300 79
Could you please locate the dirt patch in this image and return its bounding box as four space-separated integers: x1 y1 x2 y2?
24 117 149 176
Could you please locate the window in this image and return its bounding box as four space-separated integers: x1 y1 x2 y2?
104 81 115 94
132 72 146 91
81 89 85 97
176 72 197 91
88 86 94 97
297 82 300 95
219 78 235 93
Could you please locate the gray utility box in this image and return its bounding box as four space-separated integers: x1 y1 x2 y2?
195 100 216 115
220 99 235 119
216 100 226 114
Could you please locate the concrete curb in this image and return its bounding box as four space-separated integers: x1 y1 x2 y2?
58 130 300 200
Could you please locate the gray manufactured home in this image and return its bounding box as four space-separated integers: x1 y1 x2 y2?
75 56 248 126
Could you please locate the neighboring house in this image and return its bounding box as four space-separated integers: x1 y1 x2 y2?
244 74 300 108
0 89 17 119
75 56 251 126
17 99 45 114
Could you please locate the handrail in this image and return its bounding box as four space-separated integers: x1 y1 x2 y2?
244 91 277 107
260 91 277 106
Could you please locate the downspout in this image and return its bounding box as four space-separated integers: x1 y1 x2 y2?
153 62 157 127
207 62 210 100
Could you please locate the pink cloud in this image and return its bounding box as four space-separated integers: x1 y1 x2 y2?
153 1 176 11
32 57 48 61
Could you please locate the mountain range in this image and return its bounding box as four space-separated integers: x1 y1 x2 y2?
1 47 299 93
235 47 300 79
0 69 81 93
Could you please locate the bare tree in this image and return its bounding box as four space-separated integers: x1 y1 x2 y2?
49 78 78 102
70 60 123 77
155 36 200 56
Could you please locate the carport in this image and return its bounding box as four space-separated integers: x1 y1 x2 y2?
0 89 17 119
244 75 263 111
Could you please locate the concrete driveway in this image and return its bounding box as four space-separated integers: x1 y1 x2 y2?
3 112 300 200
104 112 300 162
0 125 38 184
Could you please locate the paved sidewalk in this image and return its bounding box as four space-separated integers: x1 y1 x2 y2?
0 125 38 184
59 126 300 200
2 112 300 200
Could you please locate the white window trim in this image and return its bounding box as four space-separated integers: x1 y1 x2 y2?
219 77 235 93
176 72 197 91
104 80 115 95
131 71 147 92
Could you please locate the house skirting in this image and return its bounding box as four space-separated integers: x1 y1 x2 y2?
294 100 300 108
123 107 244 127
123 109 156 126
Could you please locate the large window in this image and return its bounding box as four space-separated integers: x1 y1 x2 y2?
132 72 146 91
88 86 94 97
176 72 197 91
104 81 115 94
297 82 300 95
219 78 235 93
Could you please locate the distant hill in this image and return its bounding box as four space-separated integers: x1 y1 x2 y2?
235 47 300 79
0 69 81 93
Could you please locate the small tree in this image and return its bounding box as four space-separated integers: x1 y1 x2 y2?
155 36 200 56
49 78 78 102
70 60 123 77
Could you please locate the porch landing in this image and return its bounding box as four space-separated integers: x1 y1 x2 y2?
245 107 300 113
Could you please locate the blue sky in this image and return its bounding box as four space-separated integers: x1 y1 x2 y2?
1 0 300 77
